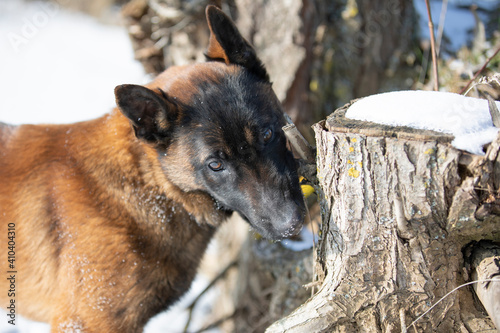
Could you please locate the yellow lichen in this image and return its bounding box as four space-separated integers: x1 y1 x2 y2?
348 167 360 178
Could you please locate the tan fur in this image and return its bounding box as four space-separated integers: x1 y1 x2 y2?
0 66 230 331
0 6 303 331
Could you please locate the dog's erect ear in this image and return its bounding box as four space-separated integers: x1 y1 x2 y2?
114 84 177 144
205 5 269 81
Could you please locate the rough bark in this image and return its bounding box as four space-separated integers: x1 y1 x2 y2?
311 0 417 112
267 102 500 332
350 0 416 98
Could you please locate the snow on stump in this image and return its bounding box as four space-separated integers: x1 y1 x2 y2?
267 92 500 332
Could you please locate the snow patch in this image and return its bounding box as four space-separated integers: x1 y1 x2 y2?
280 226 317 251
0 0 146 125
345 90 500 155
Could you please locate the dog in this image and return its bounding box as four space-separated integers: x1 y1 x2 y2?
0 5 305 332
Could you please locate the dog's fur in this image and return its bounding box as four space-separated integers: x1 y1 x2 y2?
0 6 305 332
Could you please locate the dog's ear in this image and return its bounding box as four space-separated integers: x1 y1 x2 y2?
205 5 269 81
114 84 177 144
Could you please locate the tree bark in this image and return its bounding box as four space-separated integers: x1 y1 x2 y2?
267 102 500 332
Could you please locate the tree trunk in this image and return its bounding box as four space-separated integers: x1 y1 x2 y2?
267 102 500 332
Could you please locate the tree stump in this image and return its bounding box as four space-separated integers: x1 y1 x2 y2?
267 102 500 332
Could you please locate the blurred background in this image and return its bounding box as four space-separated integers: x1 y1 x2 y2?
2 0 499 135
0 0 499 332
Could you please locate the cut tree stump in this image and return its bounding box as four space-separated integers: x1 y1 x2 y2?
267 101 500 332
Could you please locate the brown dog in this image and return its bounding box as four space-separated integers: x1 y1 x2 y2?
0 6 305 332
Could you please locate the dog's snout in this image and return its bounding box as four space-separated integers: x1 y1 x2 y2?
280 205 305 238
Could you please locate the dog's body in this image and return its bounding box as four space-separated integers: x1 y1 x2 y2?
0 6 305 332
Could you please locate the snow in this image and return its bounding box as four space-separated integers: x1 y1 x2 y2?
145 276 221 333
0 0 146 124
345 90 500 155
280 225 317 251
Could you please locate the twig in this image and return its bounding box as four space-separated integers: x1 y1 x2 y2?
406 278 500 330
190 310 240 333
183 260 238 332
418 44 430 86
303 280 322 290
283 115 320 298
425 0 440 91
282 114 316 163
485 92 500 128
400 308 407 333
460 44 500 95
304 201 318 298
435 0 448 57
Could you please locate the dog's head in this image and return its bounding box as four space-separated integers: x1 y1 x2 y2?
115 6 305 240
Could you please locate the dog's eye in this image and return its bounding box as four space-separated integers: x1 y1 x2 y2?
262 128 273 143
208 160 224 172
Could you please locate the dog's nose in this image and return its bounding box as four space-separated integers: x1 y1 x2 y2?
275 205 305 239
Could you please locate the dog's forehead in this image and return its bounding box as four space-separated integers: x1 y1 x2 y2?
189 75 283 160
187 66 281 125
154 62 284 159
192 112 261 160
